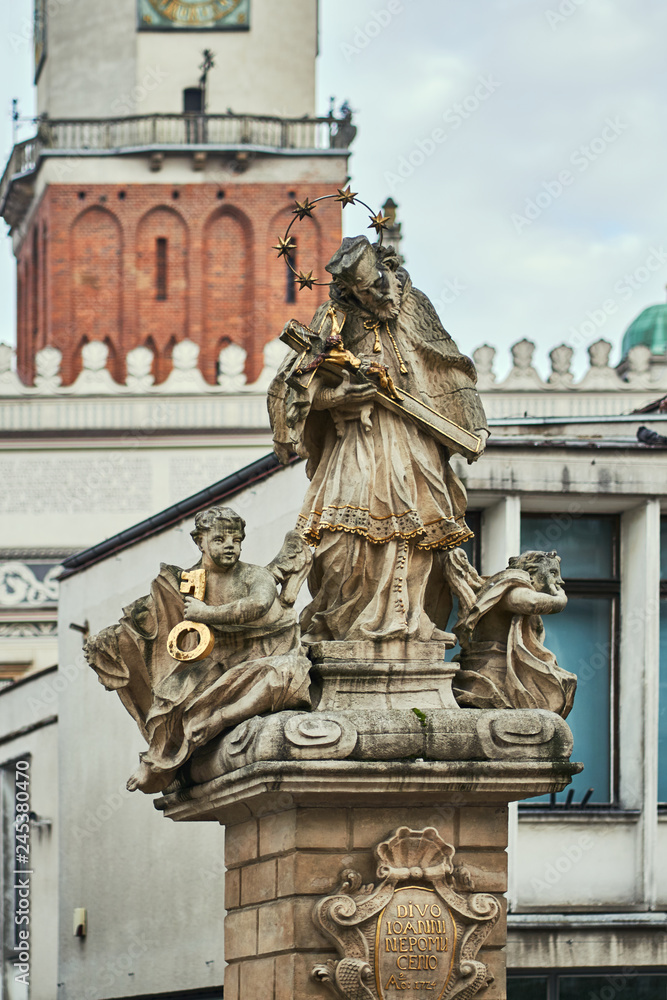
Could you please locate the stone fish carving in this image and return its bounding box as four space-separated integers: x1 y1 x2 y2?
84 506 313 793
312 826 499 1000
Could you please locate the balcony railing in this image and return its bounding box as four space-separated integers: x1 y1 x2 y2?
0 111 355 221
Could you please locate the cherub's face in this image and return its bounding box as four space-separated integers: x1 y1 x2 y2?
528 557 563 596
198 523 243 570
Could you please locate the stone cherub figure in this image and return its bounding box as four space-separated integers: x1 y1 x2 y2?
84 506 313 793
443 548 576 718
269 235 489 643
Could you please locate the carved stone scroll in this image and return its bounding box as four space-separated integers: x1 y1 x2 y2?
312 827 499 1000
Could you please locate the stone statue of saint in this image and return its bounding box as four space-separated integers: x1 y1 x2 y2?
444 548 577 718
269 235 488 643
84 506 312 793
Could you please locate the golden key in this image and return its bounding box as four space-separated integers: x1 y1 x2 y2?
166 569 215 662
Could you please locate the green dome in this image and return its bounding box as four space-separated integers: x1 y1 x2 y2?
621 304 667 358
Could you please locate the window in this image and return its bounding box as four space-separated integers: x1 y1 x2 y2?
508 971 667 999
183 87 203 113
156 238 168 300
520 515 619 805
659 517 667 803
285 240 297 303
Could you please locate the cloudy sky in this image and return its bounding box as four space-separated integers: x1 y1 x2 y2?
2 0 667 379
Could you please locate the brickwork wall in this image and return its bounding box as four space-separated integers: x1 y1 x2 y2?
223 804 508 1000
15 182 342 386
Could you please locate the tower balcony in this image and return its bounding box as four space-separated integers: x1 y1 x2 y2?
0 110 356 231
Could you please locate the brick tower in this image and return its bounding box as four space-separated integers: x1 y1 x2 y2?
1 0 353 385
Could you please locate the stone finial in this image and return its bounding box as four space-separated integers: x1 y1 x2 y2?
472 344 496 390
253 338 289 391
0 343 23 396
589 338 612 368
548 344 574 387
70 340 120 394
0 343 13 374
126 345 155 392
34 346 63 391
158 339 209 393
624 343 654 388
82 340 109 371
217 342 247 390
576 338 622 389
501 338 544 388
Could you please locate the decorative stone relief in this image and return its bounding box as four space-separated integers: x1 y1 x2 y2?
0 343 22 396
624 343 655 388
501 338 543 388
71 341 120 394
158 339 209 393
548 344 574 387
183 707 577 787
0 621 57 638
472 344 496 390
312 826 499 1000
576 339 622 389
126 345 155 392
217 342 247 390
0 562 60 607
34 346 63 391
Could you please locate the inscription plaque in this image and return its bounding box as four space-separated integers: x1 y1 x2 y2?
313 827 500 1000
375 887 455 997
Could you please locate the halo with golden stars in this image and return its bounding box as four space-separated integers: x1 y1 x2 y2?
271 187 389 291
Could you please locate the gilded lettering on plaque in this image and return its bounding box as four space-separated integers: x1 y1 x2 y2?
313 827 499 1000
375 887 455 997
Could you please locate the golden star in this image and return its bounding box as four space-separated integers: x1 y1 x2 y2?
335 186 358 207
296 270 316 290
293 198 317 220
368 212 390 235
272 236 297 258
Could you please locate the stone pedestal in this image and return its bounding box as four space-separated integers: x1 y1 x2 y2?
309 639 459 711
156 707 580 1000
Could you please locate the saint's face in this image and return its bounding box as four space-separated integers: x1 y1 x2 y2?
352 259 402 320
198 525 243 570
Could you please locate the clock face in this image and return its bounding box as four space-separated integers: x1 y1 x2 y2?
138 0 249 30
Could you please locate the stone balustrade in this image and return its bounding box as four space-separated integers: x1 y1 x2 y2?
0 338 290 397
1 336 665 399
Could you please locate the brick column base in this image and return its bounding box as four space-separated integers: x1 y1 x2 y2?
223 802 508 1000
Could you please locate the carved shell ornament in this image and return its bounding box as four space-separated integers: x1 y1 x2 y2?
376 827 455 882
312 827 500 1000
272 188 390 290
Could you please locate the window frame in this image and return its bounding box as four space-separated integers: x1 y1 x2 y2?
518 513 621 809
156 237 168 301
507 967 667 1000
658 515 667 806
